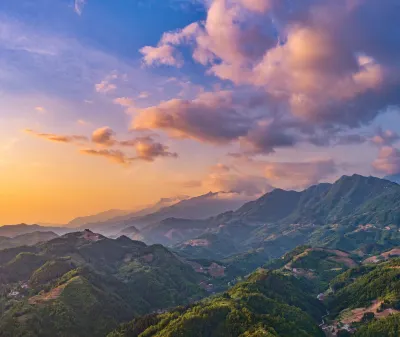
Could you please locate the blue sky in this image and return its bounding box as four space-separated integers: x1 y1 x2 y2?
1 0 400 224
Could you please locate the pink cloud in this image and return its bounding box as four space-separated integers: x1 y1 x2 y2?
140 0 400 140
373 147 400 175
371 129 400 146
203 163 273 196
264 159 337 189
140 45 183 68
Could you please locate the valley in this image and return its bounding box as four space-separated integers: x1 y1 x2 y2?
1 175 400 336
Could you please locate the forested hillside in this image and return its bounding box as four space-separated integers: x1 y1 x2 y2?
0 231 206 337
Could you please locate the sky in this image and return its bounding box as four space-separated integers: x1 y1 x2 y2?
1 0 400 224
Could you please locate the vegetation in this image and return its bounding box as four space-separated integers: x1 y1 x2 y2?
328 258 400 314
354 313 400 336
0 231 206 337
108 269 325 337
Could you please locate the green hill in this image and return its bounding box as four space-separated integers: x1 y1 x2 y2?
175 175 400 269
0 230 206 337
108 269 325 337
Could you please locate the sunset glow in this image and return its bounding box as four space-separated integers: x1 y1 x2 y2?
1 0 400 224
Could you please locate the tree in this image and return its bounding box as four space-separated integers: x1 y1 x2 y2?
361 312 375 323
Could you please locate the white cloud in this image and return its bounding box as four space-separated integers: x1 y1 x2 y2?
74 0 87 16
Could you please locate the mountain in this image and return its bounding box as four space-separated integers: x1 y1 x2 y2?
109 245 400 337
0 231 58 250
0 224 70 238
77 196 190 235
132 218 208 246
132 192 249 226
0 230 208 337
231 174 400 226
384 173 400 185
174 175 400 268
323 257 400 335
67 209 132 228
109 268 326 337
83 192 249 237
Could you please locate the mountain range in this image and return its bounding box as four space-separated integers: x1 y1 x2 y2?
70 192 251 236
109 246 400 337
0 231 58 250
1 174 400 336
0 230 209 337
145 175 400 269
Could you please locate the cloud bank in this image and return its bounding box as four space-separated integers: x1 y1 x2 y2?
136 0 400 156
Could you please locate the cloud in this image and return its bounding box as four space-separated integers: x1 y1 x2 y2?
239 119 299 154
25 129 88 144
80 149 129 165
113 97 137 114
74 0 87 16
202 163 273 196
114 97 135 107
139 0 400 152
81 136 177 164
238 0 273 13
138 92 150 99
371 128 400 146
91 127 116 146
77 119 89 126
95 73 119 93
372 147 400 175
133 138 178 162
26 125 177 165
264 159 337 189
133 90 318 154
134 90 257 144
140 45 183 68
35 106 46 114
335 134 367 146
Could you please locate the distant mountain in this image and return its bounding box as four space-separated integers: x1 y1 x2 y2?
175 174 400 264
132 192 249 226
78 195 189 234
67 209 131 228
0 230 207 337
84 192 249 236
0 231 58 250
384 173 400 185
133 218 209 246
120 225 140 235
0 224 70 238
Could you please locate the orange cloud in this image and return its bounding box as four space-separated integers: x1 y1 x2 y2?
80 149 129 165
26 126 177 166
91 127 116 146
25 129 88 144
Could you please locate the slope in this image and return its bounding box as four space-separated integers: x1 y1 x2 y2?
0 230 207 337
108 269 326 337
0 231 58 250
